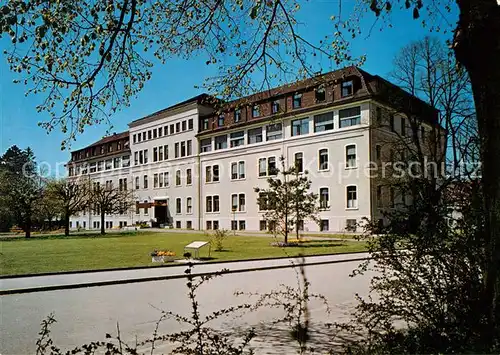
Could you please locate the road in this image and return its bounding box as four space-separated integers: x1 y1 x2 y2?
0 255 375 354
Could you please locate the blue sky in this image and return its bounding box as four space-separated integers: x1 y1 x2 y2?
0 1 456 170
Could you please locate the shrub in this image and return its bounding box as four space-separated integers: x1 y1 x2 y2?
210 228 228 251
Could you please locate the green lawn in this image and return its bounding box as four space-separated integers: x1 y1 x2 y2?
0 232 367 276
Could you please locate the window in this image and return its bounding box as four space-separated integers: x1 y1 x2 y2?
142 132 146 141
294 152 303 173
293 93 302 108
154 174 159 188
170 124 175 134
319 149 328 170
181 141 186 157
268 157 277 175
248 127 263 144
258 192 271 211
272 100 280 114
176 170 181 186
202 118 209 130
200 138 212 153
187 197 192 214
147 130 152 140
133 134 137 144
182 120 187 131
105 159 112 170
218 114 224 127
346 219 357 232
231 194 238 211
215 135 227 150
153 147 158 162
346 145 357 168
315 87 326 102
314 112 334 132
143 175 148 189
135 176 140 189
144 149 148 163
90 162 97 173
187 140 192 156
144 200 149 215
214 196 219 212
239 220 246 230
176 122 180 132
176 221 181 228
175 142 179 158
153 129 157 139
347 186 358 209
159 173 164 188
252 105 260 118
108 144 113 152
206 196 213 212
186 221 192 229
320 220 329 231
238 161 245 179
158 128 163 137
266 123 282 141
186 169 192 185
234 109 241 123
339 107 361 128
122 155 130 167
188 119 193 130
259 158 267 177
176 198 181 214
213 165 219 182
231 162 238 180
206 166 212 183
341 80 353 97
320 188 329 209
230 131 245 147
260 220 267 231
158 146 163 161
213 221 219 230
238 194 245 211
231 220 238 230
206 221 212 230
292 118 309 136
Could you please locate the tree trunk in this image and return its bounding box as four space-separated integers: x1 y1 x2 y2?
64 210 70 236
25 215 31 238
101 211 105 235
453 1 500 347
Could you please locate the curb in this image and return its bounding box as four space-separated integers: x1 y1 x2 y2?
0 255 371 296
0 250 368 280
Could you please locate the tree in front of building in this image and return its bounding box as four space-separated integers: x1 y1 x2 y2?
46 178 89 236
0 146 43 237
255 156 319 244
89 180 135 235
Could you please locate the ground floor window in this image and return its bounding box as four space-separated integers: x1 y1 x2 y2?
213 221 219 230
239 220 246 230
206 221 212 230
186 221 192 229
83 221 86 229
176 221 181 228
69 221 72 228
231 220 238 230
260 220 267 231
320 219 329 231
346 219 357 232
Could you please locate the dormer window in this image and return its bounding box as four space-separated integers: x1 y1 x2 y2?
272 100 280 114
341 80 354 97
252 105 260 118
202 117 209 130
117 141 122 150
100 146 105 154
218 114 225 127
235 109 241 123
315 87 326 102
293 93 302 109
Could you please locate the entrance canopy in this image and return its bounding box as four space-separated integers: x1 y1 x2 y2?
184 241 211 259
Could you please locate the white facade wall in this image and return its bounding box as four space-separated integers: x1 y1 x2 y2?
71 100 377 233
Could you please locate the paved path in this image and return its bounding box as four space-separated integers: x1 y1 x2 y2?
0 254 375 355
0 252 369 293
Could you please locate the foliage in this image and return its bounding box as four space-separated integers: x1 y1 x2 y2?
255 156 319 244
35 265 255 355
88 180 135 234
210 228 229 252
0 145 43 237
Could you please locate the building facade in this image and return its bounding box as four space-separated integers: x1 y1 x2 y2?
67 66 439 232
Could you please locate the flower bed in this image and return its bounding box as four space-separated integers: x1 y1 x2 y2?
151 250 176 262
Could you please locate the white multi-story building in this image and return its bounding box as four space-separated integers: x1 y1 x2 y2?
67 67 439 232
